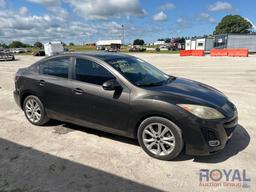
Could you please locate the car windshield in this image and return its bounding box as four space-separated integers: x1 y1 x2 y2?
106 57 169 86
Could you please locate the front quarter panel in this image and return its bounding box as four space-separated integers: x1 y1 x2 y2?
127 91 189 138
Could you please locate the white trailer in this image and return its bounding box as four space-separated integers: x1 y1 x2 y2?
191 40 196 50
185 40 191 50
185 39 196 50
185 38 214 51
44 41 64 56
196 38 214 51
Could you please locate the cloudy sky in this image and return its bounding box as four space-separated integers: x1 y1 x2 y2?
0 0 255 44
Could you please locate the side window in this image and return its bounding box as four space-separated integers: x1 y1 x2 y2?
198 43 204 47
75 58 115 85
39 57 70 78
29 63 39 73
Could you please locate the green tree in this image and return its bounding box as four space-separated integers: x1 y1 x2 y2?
213 15 252 35
0 43 9 48
165 38 171 43
69 42 74 46
9 41 25 48
133 39 144 45
34 41 43 49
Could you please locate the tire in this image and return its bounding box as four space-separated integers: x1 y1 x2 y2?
23 95 49 126
137 117 183 161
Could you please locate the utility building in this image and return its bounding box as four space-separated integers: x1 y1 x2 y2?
214 34 256 52
186 34 256 53
185 38 214 51
96 40 122 51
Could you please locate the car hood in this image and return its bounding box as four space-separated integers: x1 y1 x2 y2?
147 77 228 108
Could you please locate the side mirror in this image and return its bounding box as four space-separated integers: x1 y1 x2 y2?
102 79 122 91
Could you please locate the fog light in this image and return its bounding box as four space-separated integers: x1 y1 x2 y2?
208 140 220 147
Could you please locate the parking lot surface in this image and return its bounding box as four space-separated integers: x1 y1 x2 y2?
0 54 255 192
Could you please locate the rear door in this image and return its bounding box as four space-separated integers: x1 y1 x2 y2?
37 56 74 119
70 57 131 135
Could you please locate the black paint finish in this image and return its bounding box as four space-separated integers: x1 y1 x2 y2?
13 52 238 155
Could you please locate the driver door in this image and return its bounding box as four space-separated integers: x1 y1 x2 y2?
70 57 131 135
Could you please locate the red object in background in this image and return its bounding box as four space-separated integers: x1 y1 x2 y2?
210 49 228 56
227 48 248 57
180 50 205 56
210 48 248 57
190 50 205 56
180 50 191 56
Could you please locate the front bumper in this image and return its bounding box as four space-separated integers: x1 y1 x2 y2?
180 110 238 156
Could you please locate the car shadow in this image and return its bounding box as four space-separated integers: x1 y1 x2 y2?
45 121 250 163
45 120 139 146
0 138 161 192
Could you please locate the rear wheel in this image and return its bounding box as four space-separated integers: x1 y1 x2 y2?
23 95 49 125
138 117 183 160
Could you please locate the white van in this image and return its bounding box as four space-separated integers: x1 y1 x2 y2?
44 41 64 56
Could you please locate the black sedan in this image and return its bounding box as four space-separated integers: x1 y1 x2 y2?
14 52 238 160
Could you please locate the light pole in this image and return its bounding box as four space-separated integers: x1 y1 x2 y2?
122 24 125 45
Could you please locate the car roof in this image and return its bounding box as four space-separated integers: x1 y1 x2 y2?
55 52 133 62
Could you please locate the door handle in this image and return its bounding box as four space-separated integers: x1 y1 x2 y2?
39 80 46 86
73 88 84 95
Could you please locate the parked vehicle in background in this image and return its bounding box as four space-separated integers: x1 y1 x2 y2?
0 48 15 61
33 50 45 56
14 52 238 161
97 46 106 51
64 47 69 52
159 45 168 49
10 48 31 54
129 45 146 52
44 41 64 56
107 47 119 52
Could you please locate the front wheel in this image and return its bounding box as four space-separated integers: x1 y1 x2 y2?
23 95 49 126
138 117 183 161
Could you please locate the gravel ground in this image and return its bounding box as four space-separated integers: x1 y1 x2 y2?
0 54 255 192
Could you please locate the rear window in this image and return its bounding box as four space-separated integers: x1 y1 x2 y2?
39 57 71 78
29 64 39 73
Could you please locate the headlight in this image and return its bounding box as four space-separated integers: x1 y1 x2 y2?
178 104 225 119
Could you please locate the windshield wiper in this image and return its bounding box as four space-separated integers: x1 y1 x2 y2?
136 76 176 87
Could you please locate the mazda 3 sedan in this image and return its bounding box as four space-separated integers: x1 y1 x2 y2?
14 52 238 160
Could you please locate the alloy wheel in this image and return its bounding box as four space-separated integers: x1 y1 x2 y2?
25 98 42 123
142 123 175 156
